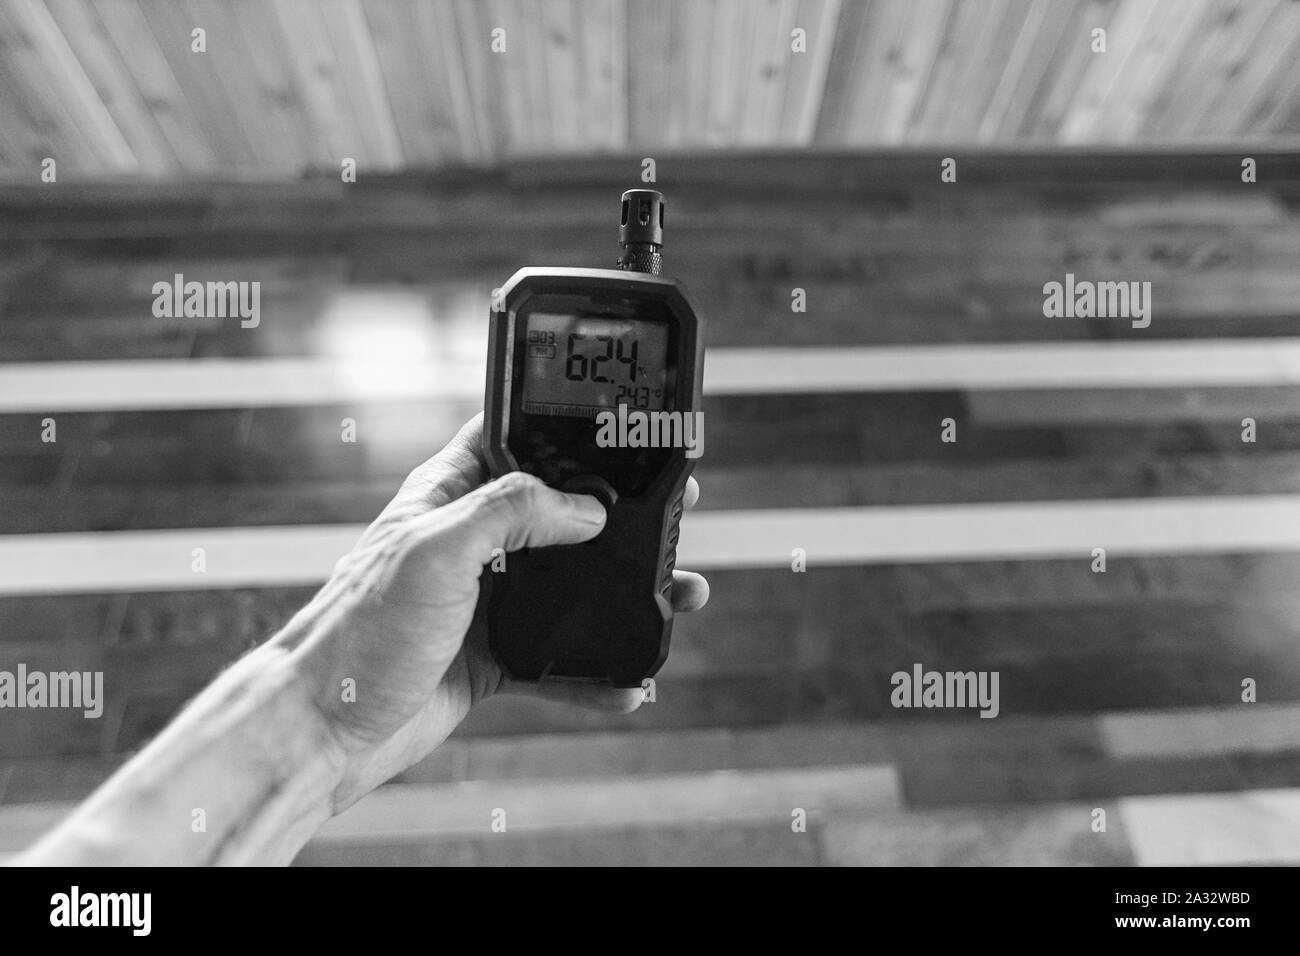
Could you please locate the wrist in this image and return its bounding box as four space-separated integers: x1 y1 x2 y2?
268 599 393 813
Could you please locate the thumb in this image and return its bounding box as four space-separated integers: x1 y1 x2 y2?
443 471 607 562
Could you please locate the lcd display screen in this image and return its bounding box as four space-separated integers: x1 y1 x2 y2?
520 313 668 416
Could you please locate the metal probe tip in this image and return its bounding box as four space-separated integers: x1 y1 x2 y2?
617 189 665 275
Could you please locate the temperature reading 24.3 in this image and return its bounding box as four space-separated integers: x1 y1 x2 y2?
565 333 661 407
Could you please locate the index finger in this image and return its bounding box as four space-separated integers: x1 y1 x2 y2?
398 413 490 509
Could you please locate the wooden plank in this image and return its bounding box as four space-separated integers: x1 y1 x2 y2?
977 0 1074 142
8 339 1300 413
1101 704 1300 759
927 0 1024 144
413 0 484 164
11 448 1300 535
841 0 911 147
8 243 1300 348
777 0 836 145
808 0 871 146
8 705 1300 804
41 0 178 174
0 2 107 172
4 184 1298 331
2 153 1298 217
5 0 139 169
322 0 405 169
296 821 822 866
893 553 1300 614
907 599 1300 669
4 496 1300 595
968 387 1300 425
312 765 899 842
0 639 1295 757
1251 29 1300 136
1024 0 1126 142
1196 0 1300 140
678 496 1300 568
539 0 582 152
1119 787 1300 865
135 0 256 167
8 396 1300 522
0 81 49 173
701 341 1300 392
576 0 624 151
88 0 212 170
703 0 744 147
669 578 1300 681
178 0 291 172
1235 4 1300 136
1144 0 1273 140
735 0 785 145
703 453 1300 508
486 0 532 155
821 803 1133 865
448 0 508 161
7 562 1300 674
222 0 318 173
1078 0 1215 143
663 0 703 148
265 0 368 167
518 0 555 154
4 391 1300 492
935 0 1026 142
449 722 895 783
624 0 673 149
0 584 318 650
913 0 1010 142
0 357 483 410
715 0 758 145
28 786 1300 865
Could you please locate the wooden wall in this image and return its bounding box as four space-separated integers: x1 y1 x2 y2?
2 152 1300 864
1 0 1299 177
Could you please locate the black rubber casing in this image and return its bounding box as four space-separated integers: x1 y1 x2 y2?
483 267 704 688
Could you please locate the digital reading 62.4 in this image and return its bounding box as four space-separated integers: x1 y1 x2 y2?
521 313 668 417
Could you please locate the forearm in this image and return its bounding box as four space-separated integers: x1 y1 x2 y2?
20 641 346 867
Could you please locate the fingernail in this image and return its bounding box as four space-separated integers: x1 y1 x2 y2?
572 494 607 524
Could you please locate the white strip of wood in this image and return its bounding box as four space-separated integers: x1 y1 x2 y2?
5 338 1300 411
1100 704 1300 759
1119 788 1300 865
1 495 1299 594
681 496 1300 568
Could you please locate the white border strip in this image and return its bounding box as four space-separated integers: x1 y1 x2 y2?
4 339 1300 412
1 495 1298 594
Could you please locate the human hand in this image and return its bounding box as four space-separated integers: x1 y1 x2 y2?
276 413 709 811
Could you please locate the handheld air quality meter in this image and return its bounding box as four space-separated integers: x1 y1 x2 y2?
483 189 704 688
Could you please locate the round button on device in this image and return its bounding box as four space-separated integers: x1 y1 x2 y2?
560 474 619 512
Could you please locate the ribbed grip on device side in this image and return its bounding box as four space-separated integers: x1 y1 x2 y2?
659 490 685 596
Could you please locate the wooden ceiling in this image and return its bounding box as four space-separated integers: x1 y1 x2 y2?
0 0 1299 178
